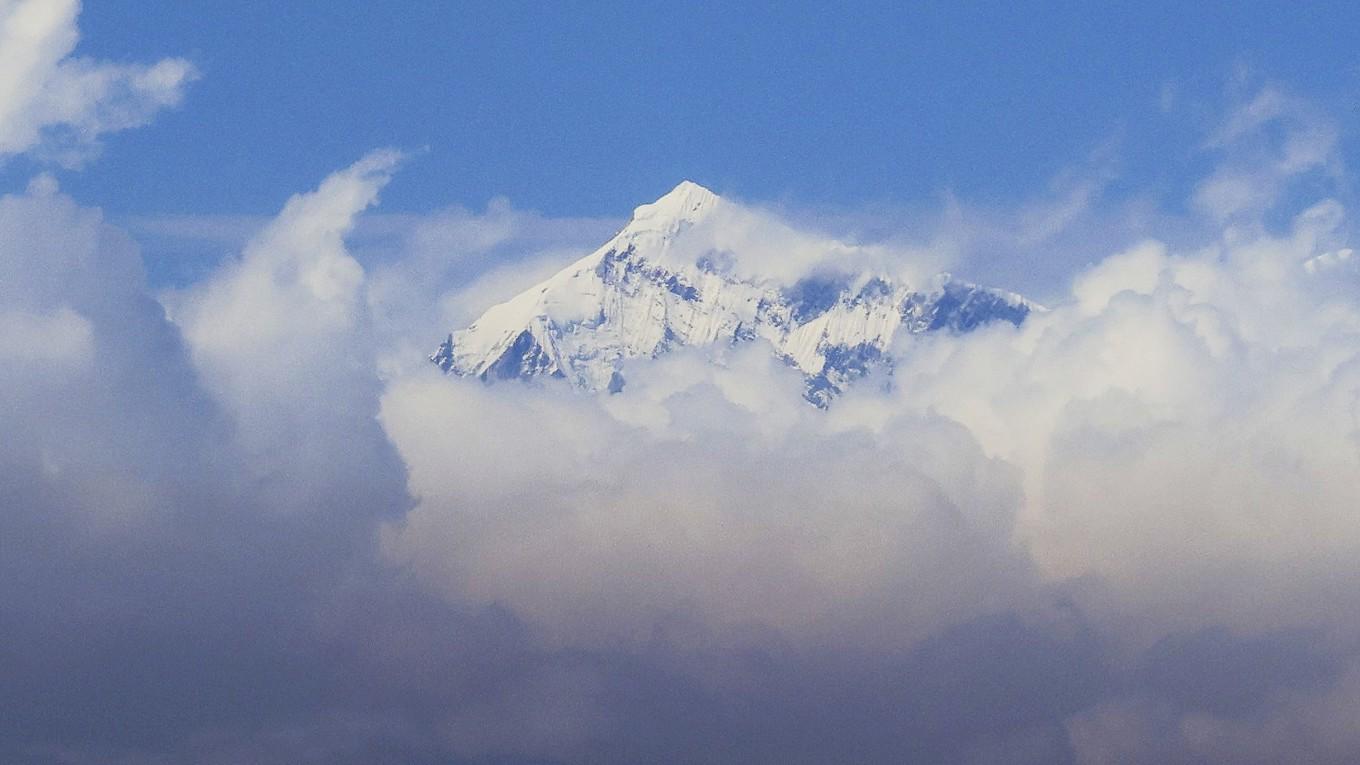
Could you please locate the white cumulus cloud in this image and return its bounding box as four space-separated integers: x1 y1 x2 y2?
0 0 196 166
3 58 1360 762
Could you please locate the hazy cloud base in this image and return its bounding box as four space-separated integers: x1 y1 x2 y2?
4 8 1360 762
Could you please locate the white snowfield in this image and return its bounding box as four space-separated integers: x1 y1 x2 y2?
433 181 1033 405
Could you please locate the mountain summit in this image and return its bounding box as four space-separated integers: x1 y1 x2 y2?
628 179 719 230
432 181 1033 406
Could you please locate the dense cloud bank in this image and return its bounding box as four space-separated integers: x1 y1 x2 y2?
4 10 1360 759
376 201 1360 763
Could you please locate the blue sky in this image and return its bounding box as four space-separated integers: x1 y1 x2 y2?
10 1 1358 222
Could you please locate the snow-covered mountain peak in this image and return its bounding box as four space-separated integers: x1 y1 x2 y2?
432 182 1035 406
629 180 720 230
606 180 723 261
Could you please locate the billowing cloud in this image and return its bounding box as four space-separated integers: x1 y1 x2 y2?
374 107 1360 761
381 357 1036 652
4 63 1360 765
880 208 1360 647
371 205 1360 761
173 150 402 440
0 0 196 166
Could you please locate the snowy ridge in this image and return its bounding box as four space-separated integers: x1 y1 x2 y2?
432 181 1035 405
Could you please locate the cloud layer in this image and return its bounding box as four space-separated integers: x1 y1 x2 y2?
2 13 1360 760
374 188 1360 763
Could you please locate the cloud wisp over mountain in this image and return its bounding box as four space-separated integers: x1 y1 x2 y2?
4 5 1360 763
